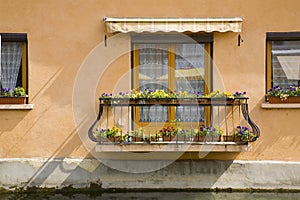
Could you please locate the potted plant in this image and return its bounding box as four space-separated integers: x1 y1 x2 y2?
190 128 206 142
234 126 254 142
223 134 234 142
130 128 144 142
94 126 121 143
175 128 186 141
267 84 300 103
94 128 109 143
159 126 176 141
204 90 234 104
201 126 222 142
100 93 113 104
0 87 27 104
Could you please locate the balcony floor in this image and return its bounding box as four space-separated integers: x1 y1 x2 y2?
95 142 252 152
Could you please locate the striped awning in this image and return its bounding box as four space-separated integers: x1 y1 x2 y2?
104 17 243 33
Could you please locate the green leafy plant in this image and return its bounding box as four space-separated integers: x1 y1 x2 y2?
13 87 26 97
130 128 144 138
94 126 121 138
200 126 223 137
267 85 300 101
204 90 234 98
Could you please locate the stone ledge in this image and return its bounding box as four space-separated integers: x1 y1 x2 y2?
261 103 300 109
0 104 34 110
95 142 252 152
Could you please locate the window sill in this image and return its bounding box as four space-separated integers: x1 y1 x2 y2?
95 142 252 152
261 102 300 109
0 104 33 110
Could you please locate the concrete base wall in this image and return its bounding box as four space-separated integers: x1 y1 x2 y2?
1 158 300 191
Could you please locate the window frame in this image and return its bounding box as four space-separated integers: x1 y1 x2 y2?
266 32 300 94
131 33 213 127
0 33 28 103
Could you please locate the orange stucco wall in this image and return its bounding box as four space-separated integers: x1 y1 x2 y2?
0 0 300 161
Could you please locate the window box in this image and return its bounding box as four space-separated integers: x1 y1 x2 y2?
267 95 300 104
0 96 27 104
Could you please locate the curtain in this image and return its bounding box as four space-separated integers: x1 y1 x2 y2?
138 44 169 122
0 42 22 91
175 44 205 122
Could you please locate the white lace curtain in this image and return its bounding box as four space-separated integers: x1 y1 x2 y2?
0 41 22 90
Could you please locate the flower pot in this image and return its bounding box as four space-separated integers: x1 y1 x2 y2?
96 136 108 143
115 136 122 143
193 136 205 142
233 137 242 142
163 136 175 141
223 135 234 142
151 136 158 142
212 136 221 142
0 97 26 104
177 136 185 141
132 136 143 142
107 137 115 143
204 135 213 142
268 96 300 103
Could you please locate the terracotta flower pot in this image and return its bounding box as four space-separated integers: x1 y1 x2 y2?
96 136 108 143
132 136 143 142
115 136 122 143
223 135 234 142
177 136 185 141
193 136 205 142
233 137 242 142
0 97 26 104
107 137 115 143
212 136 221 142
268 96 300 103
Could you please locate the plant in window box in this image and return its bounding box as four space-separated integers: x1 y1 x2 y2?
131 90 147 103
129 128 144 142
159 126 176 141
175 91 204 104
94 126 121 143
100 93 112 104
113 92 131 104
234 126 254 142
233 91 247 103
174 128 186 141
204 90 234 104
0 87 27 104
94 128 109 143
193 128 206 142
110 126 122 143
148 89 170 104
267 85 300 103
203 126 222 142
184 129 193 141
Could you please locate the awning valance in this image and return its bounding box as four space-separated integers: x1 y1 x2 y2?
104 17 243 33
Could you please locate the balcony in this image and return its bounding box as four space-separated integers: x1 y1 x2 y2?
89 96 260 153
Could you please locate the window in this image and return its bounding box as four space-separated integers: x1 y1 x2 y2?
266 32 300 91
0 33 28 96
131 33 212 124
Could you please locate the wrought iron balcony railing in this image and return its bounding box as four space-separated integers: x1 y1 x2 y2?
88 97 260 147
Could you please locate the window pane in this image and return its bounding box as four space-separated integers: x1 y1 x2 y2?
175 44 205 122
175 43 205 92
0 42 23 90
138 44 169 90
137 44 169 122
272 41 300 88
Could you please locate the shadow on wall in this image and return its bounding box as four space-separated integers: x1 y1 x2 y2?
0 110 30 133
248 96 300 160
18 127 239 189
